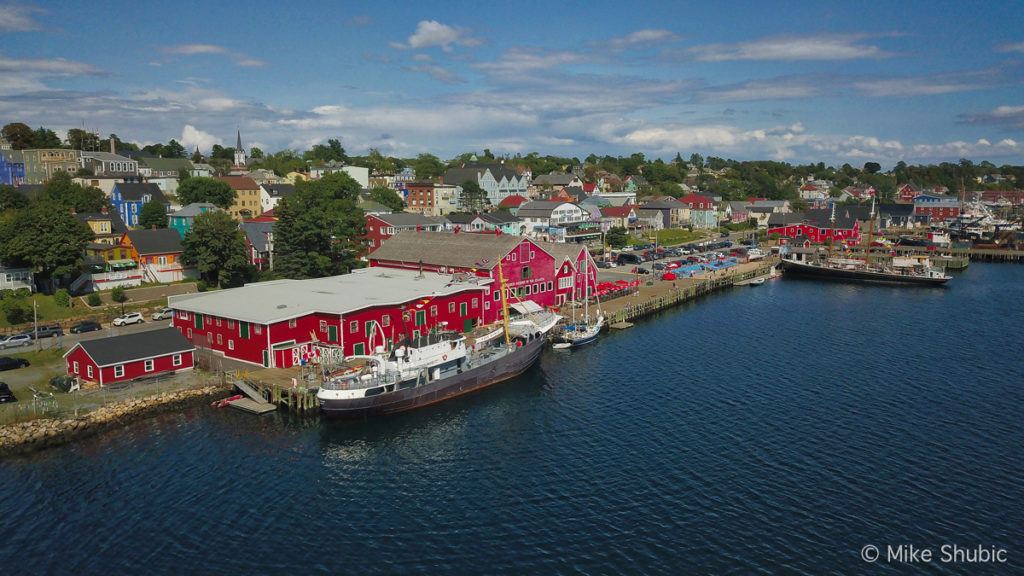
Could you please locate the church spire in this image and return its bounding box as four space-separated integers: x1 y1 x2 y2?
233 127 246 168
236 128 242 150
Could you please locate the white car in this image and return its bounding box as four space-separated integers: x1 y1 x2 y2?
152 308 173 321
0 334 32 349
112 312 144 326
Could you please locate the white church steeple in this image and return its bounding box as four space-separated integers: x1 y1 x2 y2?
233 128 246 167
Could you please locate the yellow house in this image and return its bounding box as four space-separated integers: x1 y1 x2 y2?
285 171 309 184
216 176 261 220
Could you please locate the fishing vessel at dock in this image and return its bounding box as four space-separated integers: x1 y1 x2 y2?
781 249 951 285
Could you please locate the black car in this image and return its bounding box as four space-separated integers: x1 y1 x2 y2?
0 357 30 371
0 382 16 403
636 266 652 275
69 320 102 334
652 263 666 270
720 231 730 237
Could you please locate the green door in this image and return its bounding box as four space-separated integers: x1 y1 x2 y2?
240 322 249 339
460 302 468 316
415 310 426 326
463 318 474 333
353 343 365 356
328 325 338 342
262 350 269 367
195 314 204 329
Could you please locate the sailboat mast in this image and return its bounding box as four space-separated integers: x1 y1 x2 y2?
496 260 512 346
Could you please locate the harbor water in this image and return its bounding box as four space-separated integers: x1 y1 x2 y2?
2 263 1022 574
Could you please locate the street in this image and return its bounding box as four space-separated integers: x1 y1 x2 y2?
0 319 173 357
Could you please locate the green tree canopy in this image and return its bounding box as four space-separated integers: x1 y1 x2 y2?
31 126 62 148
138 199 169 229
0 200 93 290
43 172 108 213
0 185 29 212
1 122 33 149
304 138 347 163
182 211 252 287
66 128 100 151
274 172 365 279
606 226 629 249
368 186 404 211
411 153 446 180
176 177 236 209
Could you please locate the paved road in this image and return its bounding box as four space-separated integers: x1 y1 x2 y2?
0 319 173 357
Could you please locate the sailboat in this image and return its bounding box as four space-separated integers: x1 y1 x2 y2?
553 257 605 349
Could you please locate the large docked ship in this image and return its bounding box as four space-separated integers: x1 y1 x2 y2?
316 311 558 418
781 248 951 286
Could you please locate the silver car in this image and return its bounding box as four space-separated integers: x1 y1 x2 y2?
0 334 33 349
152 307 174 321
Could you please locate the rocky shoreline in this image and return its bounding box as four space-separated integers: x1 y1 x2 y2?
0 384 230 457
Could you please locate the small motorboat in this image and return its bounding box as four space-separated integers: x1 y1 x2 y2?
749 277 765 286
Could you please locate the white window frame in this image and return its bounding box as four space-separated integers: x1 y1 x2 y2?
114 365 125 378
228 340 234 351
73 361 79 373
172 354 182 367
144 359 154 372
87 365 94 378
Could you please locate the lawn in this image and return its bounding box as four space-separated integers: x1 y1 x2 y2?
632 229 710 247
0 294 84 328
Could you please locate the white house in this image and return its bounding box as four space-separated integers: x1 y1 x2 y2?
259 183 295 213
443 163 529 206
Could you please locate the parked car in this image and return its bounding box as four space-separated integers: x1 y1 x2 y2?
652 263 666 271
152 307 174 321
69 320 103 334
0 382 16 403
34 325 64 339
596 260 611 269
740 239 754 246
720 231 730 237
0 334 32 349
0 357 30 371
636 266 651 275
112 312 144 326
617 253 643 266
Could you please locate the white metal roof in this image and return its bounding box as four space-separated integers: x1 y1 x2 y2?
167 268 492 324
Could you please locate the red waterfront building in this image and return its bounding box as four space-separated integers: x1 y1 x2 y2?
168 268 492 368
364 213 449 253
64 327 195 386
369 231 598 316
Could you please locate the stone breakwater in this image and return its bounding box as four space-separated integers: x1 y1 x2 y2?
0 385 228 457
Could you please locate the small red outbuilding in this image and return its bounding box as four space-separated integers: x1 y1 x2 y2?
64 327 196 386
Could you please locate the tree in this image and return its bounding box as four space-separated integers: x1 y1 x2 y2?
0 185 28 212
138 200 168 229
606 226 629 249
43 172 108 212
182 211 252 287
1 122 33 149
176 177 235 209
863 162 881 174
304 138 347 163
31 126 62 148
412 153 445 180
274 172 365 279
165 139 186 158
66 128 100 151
368 186 404 211
0 200 94 291
458 180 488 212
110 286 128 303
249 146 264 159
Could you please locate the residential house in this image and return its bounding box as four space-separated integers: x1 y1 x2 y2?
364 213 450 253
79 151 138 177
357 196 393 216
640 198 688 229
0 150 25 186
750 199 792 213
122 228 195 283
111 182 170 227
405 181 439 215
240 221 275 271
0 263 33 292
748 206 777 228
75 209 128 245
516 201 599 243
913 199 960 221
169 203 222 238
215 176 261 220
979 190 1024 206
64 327 195 386
190 163 216 178
308 162 369 187
599 206 637 229
442 163 529 206
878 204 918 229
9 149 81 184
592 191 636 207
478 211 526 235
634 209 664 231
447 213 487 232
497 194 529 216
896 183 921 203
679 193 719 229
73 176 137 196
725 201 751 223
837 186 876 202
247 168 285 185
137 156 192 179
622 174 650 195
798 182 829 201
531 172 584 192
562 186 588 203
258 183 295 213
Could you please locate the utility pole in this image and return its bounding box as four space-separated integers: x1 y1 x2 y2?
33 299 39 351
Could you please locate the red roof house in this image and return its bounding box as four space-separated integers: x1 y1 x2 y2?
64 327 195 386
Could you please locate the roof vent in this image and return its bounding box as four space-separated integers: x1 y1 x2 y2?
276 304 287 309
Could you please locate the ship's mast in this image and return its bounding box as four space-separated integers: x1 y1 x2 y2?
496 259 512 346
864 196 876 264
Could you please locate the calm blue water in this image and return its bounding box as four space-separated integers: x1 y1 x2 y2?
2 264 1023 575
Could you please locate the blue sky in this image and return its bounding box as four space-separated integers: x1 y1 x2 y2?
1 0 1022 166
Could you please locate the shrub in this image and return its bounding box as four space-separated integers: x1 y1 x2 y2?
14 288 31 298
110 286 128 303
54 289 71 308
2 299 31 324
86 293 102 307
0 289 14 301
196 280 208 292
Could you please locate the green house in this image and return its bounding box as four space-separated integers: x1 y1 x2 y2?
169 203 222 238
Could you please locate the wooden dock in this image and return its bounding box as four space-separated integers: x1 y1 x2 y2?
229 398 278 414
225 370 321 415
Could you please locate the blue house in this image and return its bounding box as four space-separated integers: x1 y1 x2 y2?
0 151 26 186
111 183 169 227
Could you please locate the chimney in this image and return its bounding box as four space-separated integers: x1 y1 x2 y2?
100 205 108 214
110 138 116 155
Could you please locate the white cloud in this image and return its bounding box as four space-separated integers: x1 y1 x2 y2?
391 20 481 52
853 77 978 97
959 104 1024 130
686 34 892 61
160 44 266 67
412 53 432 62
0 3 44 31
695 81 822 103
400 64 465 84
995 42 1024 53
607 29 680 50
179 124 221 153
0 54 103 75
474 47 586 77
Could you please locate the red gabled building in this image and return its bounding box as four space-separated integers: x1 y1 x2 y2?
364 213 449 253
168 268 491 368
369 231 598 319
64 327 195 386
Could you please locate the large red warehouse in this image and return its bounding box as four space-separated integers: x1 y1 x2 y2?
167 267 493 368
64 327 196 386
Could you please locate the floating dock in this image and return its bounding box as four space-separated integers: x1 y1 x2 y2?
229 398 278 415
